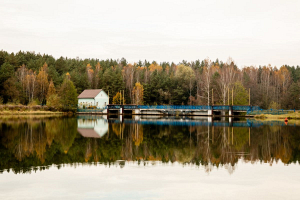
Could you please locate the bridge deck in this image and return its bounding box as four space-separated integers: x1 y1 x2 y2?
107 105 261 114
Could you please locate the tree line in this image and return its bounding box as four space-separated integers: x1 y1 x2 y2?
0 50 300 109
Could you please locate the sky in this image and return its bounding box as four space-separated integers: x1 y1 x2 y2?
0 0 300 67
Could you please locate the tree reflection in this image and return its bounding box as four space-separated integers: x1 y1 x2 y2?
0 117 300 174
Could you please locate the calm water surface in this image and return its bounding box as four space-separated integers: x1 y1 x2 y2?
0 116 300 200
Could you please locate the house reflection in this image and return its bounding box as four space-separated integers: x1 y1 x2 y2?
77 117 108 138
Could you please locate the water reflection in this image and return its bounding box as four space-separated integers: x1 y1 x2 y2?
77 117 108 138
0 116 299 174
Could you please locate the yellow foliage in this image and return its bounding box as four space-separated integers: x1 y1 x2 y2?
66 72 71 80
112 92 125 104
133 124 143 146
132 82 144 105
149 63 162 72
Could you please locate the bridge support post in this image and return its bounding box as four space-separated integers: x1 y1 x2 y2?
208 106 213 116
134 109 141 114
119 107 123 115
229 106 233 116
208 109 212 116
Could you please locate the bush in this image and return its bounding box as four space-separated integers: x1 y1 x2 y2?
269 101 280 109
33 105 42 110
28 100 38 107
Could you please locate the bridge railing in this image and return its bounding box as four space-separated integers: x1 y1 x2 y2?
107 104 262 112
213 105 229 110
107 105 123 109
77 108 104 112
137 105 212 110
232 106 251 111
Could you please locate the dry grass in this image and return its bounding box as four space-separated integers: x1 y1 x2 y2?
0 104 64 115
254 111 300 120
0 110 63 116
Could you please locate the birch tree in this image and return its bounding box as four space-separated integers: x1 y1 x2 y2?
36 62 49 102
217 58 236 105
132 82 144 105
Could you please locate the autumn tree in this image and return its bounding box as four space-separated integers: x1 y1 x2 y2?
200 59 217 105
94 62 101 88
46 80 60 108
122 64 135 103
86 63 94 87
217 58 236 105
175 64 195 104
112 92 125 104
132 82 144 105
279 66 291 95
25 69 36 103
36 62 49 103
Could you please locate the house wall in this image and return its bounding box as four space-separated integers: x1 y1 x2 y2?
94 90 109 108
78 90 109 108
78 98 95 108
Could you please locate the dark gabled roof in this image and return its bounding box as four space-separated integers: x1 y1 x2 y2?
78 89 102 99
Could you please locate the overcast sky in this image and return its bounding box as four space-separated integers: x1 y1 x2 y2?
1 0 300 67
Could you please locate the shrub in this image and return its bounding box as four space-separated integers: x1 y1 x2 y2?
28 100 38 107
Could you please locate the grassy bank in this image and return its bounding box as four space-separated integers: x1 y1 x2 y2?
254 111 300 120
0 110 64 115
0 105 65 115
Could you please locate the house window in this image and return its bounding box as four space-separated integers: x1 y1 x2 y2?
96 102 98 106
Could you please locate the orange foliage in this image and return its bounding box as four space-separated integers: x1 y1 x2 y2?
149 63 162 72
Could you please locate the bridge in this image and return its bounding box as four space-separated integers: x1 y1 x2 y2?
107 105 261 116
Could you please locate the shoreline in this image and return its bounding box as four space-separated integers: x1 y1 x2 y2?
0 110 64 115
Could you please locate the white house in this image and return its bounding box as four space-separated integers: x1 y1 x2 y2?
78 89 109 109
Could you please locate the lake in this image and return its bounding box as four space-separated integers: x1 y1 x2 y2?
0 115 300 200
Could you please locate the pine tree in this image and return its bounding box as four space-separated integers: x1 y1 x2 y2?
233 81 249 105
59 73 78 109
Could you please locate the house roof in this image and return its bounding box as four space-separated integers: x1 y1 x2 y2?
78 89 102 99
77 128 101 138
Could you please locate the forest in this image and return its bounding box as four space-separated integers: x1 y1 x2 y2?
0 50 300 109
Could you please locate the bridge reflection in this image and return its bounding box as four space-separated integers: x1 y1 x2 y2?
103 116 294 127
